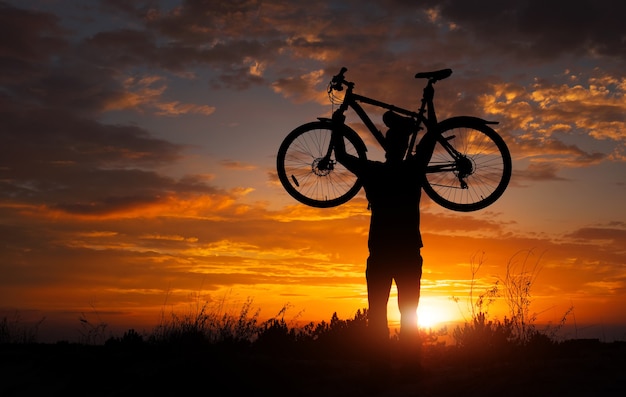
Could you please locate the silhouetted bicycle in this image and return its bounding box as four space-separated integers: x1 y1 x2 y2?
277 67 512 212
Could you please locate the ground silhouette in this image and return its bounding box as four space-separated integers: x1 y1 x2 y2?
2 333 625 397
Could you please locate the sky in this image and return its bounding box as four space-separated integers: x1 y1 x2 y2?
1 0 625 343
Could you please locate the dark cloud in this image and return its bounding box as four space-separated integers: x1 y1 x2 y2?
0 2 68 63
566 226 626 246
0 99 220 214
514 162 569 183
99 0 156 19
82 29 160 69
0 1 227 217
1 105 180 165
418 0 626 63
510 137 606 167
0 4 133 116
219 160 257 170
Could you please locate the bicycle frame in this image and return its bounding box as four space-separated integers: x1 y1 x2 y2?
277 67 511 211
336 89 426 152
327 79 461 174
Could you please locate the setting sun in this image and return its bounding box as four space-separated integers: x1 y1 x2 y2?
418 305 446 328
386 294 460 330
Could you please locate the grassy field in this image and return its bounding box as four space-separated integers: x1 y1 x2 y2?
2 306 625 397
2 337 625 397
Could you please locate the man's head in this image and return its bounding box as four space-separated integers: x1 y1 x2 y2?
385 128 410 163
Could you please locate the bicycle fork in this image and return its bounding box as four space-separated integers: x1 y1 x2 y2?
317 110 347 172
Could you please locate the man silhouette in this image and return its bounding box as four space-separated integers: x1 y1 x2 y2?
331 83 438 373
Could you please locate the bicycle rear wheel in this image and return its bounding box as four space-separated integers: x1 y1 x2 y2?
277 121 367 208
423 117 512 212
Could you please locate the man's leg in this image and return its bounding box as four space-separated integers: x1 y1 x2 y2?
397 278 421 337
395 252 423 337
395 252 423 373
366 255 393 341
366 255 393 379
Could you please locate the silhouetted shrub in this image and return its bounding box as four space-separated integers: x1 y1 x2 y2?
105 328 145 349
1 312 45 344
149 298 260 348
451 250 573 362
254 317 298 355
452 312 514 363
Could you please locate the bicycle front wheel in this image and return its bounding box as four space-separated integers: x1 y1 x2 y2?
277 121 367 208
423 117 512 212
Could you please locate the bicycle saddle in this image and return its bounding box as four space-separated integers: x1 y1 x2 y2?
415 69 452 81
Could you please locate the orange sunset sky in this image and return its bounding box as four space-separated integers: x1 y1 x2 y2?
1 0 625 343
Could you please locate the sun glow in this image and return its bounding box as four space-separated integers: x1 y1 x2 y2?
387 296 459 330
417 304 451 328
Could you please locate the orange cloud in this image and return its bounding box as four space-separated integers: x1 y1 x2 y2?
219 160 258 171
154 101 216 116
103 74 216 116
271 69 329 104
482 72 626 146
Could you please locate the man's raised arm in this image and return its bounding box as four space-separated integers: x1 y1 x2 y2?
412 83 438 170
331 126 362 174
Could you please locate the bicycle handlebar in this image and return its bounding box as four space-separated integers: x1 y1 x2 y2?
334 67 347 81
329 67 352 92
